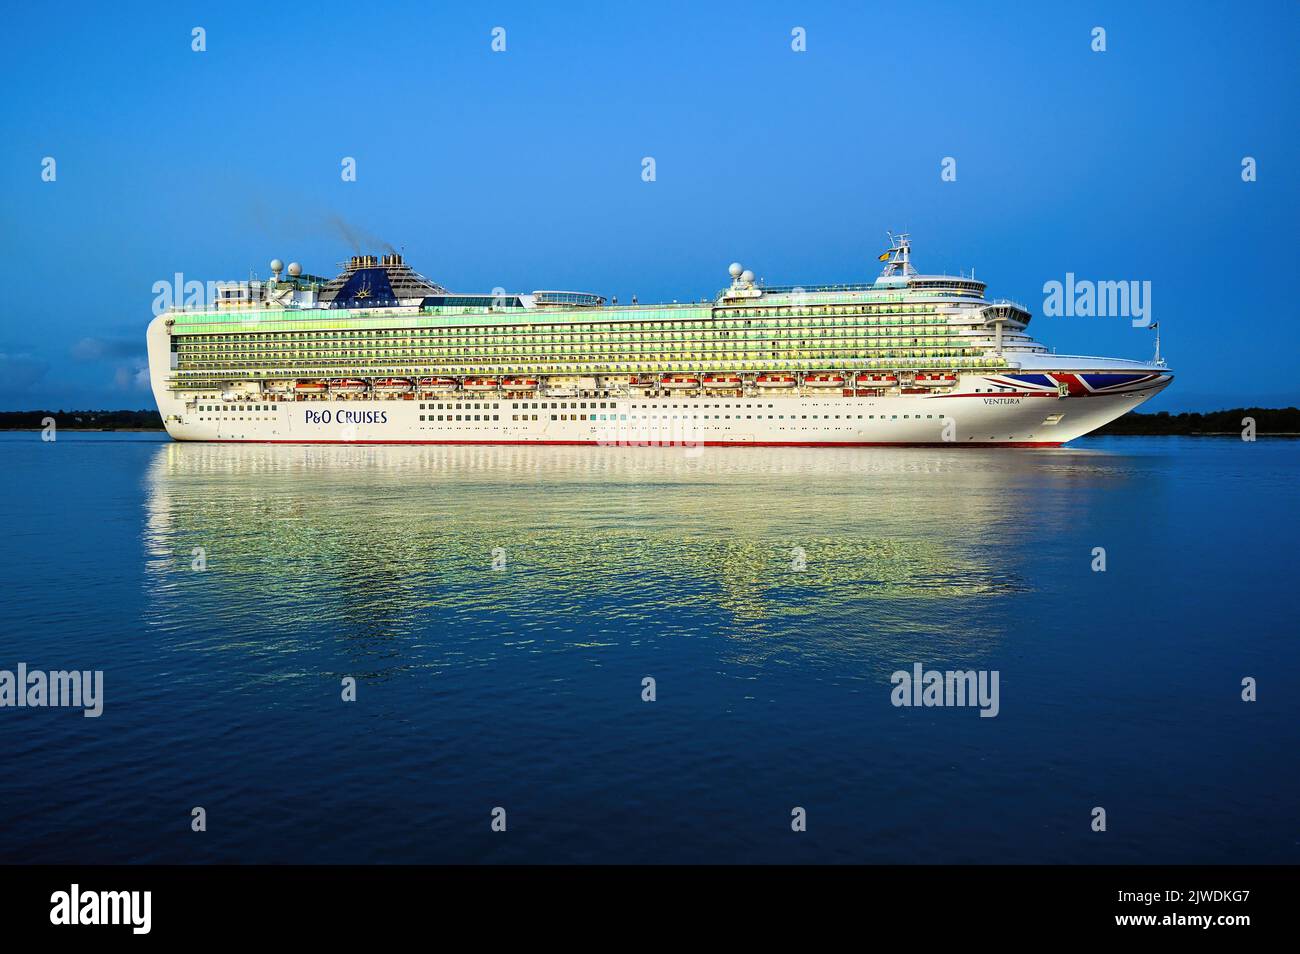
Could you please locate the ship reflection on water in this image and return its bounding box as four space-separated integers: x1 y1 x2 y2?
140 442 1112 683
6 433 1289 864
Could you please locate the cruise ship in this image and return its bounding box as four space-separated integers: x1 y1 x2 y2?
145 236 1171 446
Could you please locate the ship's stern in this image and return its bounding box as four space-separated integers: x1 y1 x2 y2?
145 314 188 440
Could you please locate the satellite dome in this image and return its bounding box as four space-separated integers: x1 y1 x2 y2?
728 262 743 278
287 262 302 277
270 258 284 274
740 269 755 284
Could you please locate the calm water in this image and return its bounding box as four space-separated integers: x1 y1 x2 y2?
1 433 1296 864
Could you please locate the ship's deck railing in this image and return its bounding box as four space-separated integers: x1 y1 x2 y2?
725 288 989 305
758 282 881 294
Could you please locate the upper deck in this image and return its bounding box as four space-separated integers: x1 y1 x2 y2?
153 236 1059 388
165 257 1002 336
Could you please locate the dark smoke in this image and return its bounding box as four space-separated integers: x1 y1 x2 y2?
325 215 395 254
245 198 397 256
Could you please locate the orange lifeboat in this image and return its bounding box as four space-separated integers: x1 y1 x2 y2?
417 376 457 391
755 374 797 388
702 375 743 389
463 377 500 392
914 373 957 387
294 380 327 394
501 377 540 391
661 376 700 390
804 373 846 388
328 378 368 394
858 373 899 385
373 377 413 393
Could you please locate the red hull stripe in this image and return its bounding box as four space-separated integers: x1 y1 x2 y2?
930 391 1054 399
193 439 1065 448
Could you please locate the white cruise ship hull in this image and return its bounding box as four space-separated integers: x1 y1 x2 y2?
152 376 1170 447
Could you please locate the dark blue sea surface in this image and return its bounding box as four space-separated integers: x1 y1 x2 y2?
1 433 1296 863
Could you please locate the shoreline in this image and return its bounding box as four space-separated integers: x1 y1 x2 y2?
0 427 166 433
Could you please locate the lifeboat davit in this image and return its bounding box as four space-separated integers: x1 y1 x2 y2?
294 380 327 394
463 377 500 392
702 375 743 389
328 378 368 394
804 373 846 388
417 377 457 391
373 377 413 393
501 377 539 391
755 374 797 388
661 376 700 390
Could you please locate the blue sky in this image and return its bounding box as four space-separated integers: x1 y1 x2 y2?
1 0 1295 411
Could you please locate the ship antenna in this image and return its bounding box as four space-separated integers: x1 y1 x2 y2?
880 231 916 278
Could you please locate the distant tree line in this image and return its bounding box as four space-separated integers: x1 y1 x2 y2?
1094 407 1300 435
0 409 164 430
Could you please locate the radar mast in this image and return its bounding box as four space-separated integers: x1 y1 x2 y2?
878 232 917 278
